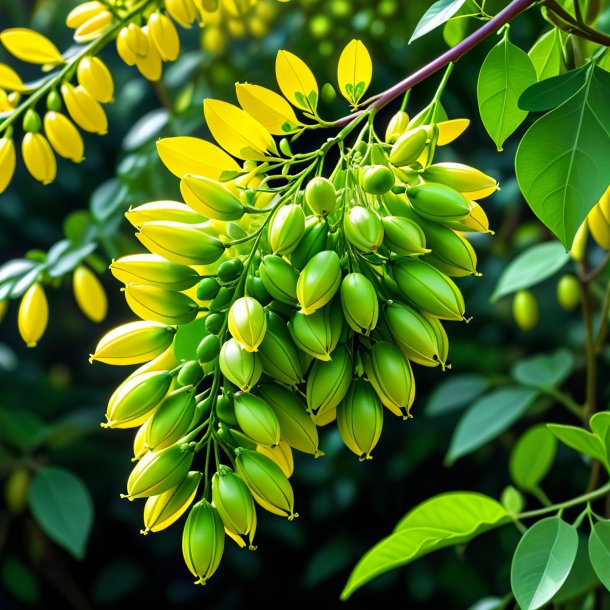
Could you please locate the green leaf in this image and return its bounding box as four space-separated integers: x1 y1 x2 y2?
546 423 606 465
518 67 587 112
501 485 525 515
588 521 610 591
424 373 489 417
552 532 600 603
477 35 537 151
510 349 575 389
90 178 129 223
509 424 557 491
490 242 570 302
0 408 47 451
589 412 610 466
409 0 467 43
511 517 579 610
445 386 539 465
515 65 610 250
173 317 207 361
44 240 97 279
123 108 169 151
0 259 39 300
28 466 94 559
341 492 509 600
528 29 565 81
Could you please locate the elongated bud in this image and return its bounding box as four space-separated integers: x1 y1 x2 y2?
587 187 610 250
43 111 84 162
513 289 538 331
166 0 198 28
77 56 114 103
18 283 48 347
305 176 337 216
61 82 107 134
148 12 180 61
268 204 306 255
556 274 580 311
142 471 202 534
363 341 414 419
228 296 267 352
135 26 163 80
288 304 341 361
256 442 294 478
90 320 176 365
22 132 56 184
259 255 299 305
234 392 281 447
421 162 498 193
569 220 588 261
257 384 322 456
420 221 479 277
290 216 329 270
407 182 471 222
444 201 492 234
344 206 384 253
73 10 112 43
126 200 206 228
124 22 149 56
389 126 428 166
124 284 199 325
137 220 225 266
116 27 137 65
182 499 225 585
235 448 297 520
296 250 342 315
125 441 195 499
111 253 200 291
337 379 383 460
0 137 16 193
393 259 466 321
73 265 107 322
177 360 205 387
212 466 257 549
340 273 378 336
181 175 246 221
219 337 262 392
385 110 410 144
306 345 352 416
66 1 106 29
425 314 450 368
146 386 197 450
359 165 395 195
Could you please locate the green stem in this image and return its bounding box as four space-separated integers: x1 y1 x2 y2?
578 260 598 421
595 278 610 354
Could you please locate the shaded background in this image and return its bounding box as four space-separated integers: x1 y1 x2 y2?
0 1 598 608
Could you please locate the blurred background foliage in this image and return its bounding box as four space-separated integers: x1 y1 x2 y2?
0 0 601 608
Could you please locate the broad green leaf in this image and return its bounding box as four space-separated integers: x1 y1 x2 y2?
275 50 318 114
236 83 303 135
589 521 610 590
515 65 610 250
44 240 97 278
518 67 587 112
337 40 372 107
589 412 610 466
546 423 606 465
203 99 278 160
528 29 565 81
552 532 600 603
445 386 539 465
509 425 557 491
173 317 207 361
90 178 129 223
123 108 168 151
511 518 578 610
510 349 575 389
424 373 489 417
477 35 537 151
409 0 467 43
28 466 94 559
341 492 509 600
490 242 570 302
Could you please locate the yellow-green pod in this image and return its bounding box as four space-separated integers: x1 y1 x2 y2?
17 283 48 348
234 392 281 447
181 174 246 221
124 283 200 325
381 216 430 256
110 253 200 291
420 221 479 277
125 201 206 228
513 289 538 331
73 265 107 322
421 162 498 193
388 125 428 166
344 206 384 253
290 216 329 270
145 386 197 450
306 345 352 416
296 250 342 315
288 303 342 361
304 176 337 216
256 441 294 478
228 296 267 352
407 182 471 222
258 255 299 306
268 203 306 255
384 110 410 144
219 337 262 392
340 272 378 336
556 274 580 311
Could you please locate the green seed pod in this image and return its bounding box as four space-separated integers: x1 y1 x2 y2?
133 420 150 461
217 258 244 282
337 379 383 461
381 216 430 256
556 274 580 311
306 345 352 417
219 337 262 392
209 286 234 312
290 216 329 270
407 182 471 222
103 370 172 429
393 259 466 321
340 272 379 335
384 110 410 144
419 221 479 277
359 165 395 195
145 386 197 450
384 301 441 367
211 465 257 549
181 174 246 221
425 314 449 369
257 383 322 456
362 341 415 419
444 201 492 234
137 221 225 266
110 254 201 291
196 277 220 301
421 162 498 193
124 284 199 326
256 441 294 478
257 311 304 385
296 250 342 315
205 312 225 335
177 360 204 387
288 303 341 361
305 176 337 216
216 393 237 426
142 471 202 534
344 206 384 253
268 204 306 255
234 392 281 447
125 441 195 500
245 275 270 305
513 289 538 331
228 296 267 352
259 255 299 306
382 191 414 218
197 334 221 363
182 499 225 585
235 448 297 520
125 200 206 228
388 125 428 166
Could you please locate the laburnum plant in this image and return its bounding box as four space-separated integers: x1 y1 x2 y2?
1 0 610 608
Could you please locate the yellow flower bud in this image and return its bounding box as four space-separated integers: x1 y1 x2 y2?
116 27 137 66
148 12 180 61
0 137 16 193
73 265 108 322
61 82 108 135
165 0 198 28
22 132 56 185
43 111 84 162
135 26 163 82
0 63 26 92
66 1 106 29
18 283 48 347
77 56 114 103
73 10 113 43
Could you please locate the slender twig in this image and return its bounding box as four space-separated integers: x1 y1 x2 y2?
578 260 598 421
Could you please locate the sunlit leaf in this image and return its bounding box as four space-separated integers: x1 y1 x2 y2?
409 0 467 43
275 50 318 114
509 425 557 491
546 423 606 465
589 521 610 591
528 29 565 81
337 39 372 106
510 349 575 389
0 28 64 65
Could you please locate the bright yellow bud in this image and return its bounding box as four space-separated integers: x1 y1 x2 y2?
148 12 180 61
61 82 108 135
116 28 137 66
22 132 56 185
77 56 114 103
165 0 198 28
0 64 26 92
73 10 113 43
73 265 108 323
66 1 106 29
0 137 16 193
135 26 163 82
43 111 84 162
18 283 48 347
0 28 64 65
